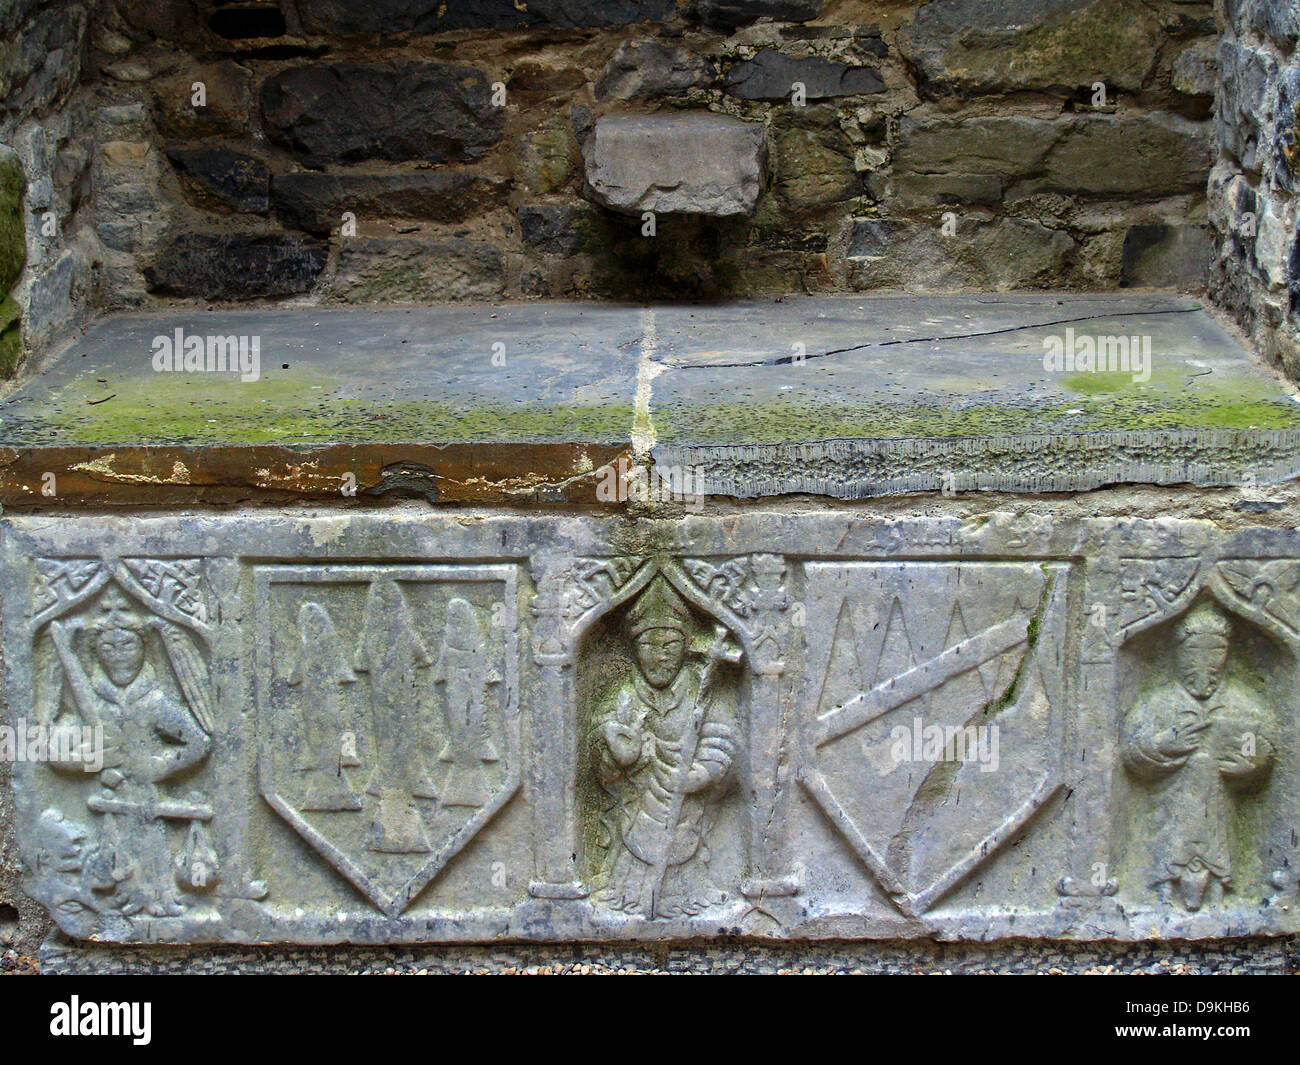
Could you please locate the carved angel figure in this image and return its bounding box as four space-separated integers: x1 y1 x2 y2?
44 586 212 917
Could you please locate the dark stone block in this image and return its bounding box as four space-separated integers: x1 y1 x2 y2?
1119 224 1211 290
272 172 511 234
261 62 503 167
297 0 674 34
686 0 823 28
520 203 597 255
146 233 327 299
726 50 884 100
167 147 271 213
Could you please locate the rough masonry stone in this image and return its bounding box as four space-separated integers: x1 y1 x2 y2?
167 147 271 214
271 172 512 235
297 0 675 34
261 63 504 168
329 238 506 303
582 114 767 217
685 0 823 28
595 39 714 101
1120 224 1212 290
894 113 1212 201
905 0 1166 95
145 233 327 299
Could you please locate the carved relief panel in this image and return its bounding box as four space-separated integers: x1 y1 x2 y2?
3 515 1298 944
254 565 520 917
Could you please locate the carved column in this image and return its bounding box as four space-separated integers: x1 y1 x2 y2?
526 556 587 898
739 554 801 899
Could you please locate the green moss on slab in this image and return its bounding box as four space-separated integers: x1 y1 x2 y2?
36 370 635 445
653 374 1300 444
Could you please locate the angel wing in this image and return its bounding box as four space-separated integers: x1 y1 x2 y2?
157 621 216 735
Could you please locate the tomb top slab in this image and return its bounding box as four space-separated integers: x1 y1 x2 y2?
0 294 1296 505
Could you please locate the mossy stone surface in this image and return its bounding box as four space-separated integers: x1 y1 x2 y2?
0 150 26 296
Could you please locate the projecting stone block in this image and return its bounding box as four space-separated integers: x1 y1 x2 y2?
6 512 1300 944
582 114 767 217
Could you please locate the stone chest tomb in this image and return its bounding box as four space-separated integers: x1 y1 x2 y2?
1 0 1299 972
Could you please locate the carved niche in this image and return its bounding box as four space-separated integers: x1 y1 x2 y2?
25 558 218 935
1115 594 1285 913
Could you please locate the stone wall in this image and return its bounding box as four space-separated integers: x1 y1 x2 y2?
0 0 1220 357
1209 0 1300 377
0 0 104 378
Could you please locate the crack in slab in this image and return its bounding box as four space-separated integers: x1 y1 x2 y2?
669 306 1204 369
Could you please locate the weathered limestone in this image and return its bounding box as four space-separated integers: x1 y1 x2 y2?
582 114 768 217
7 508 1300 943
0 295 1294 504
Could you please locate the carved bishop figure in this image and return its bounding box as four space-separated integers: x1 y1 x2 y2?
593 577 740 918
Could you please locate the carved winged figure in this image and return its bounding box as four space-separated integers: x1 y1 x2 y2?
44 586 212 917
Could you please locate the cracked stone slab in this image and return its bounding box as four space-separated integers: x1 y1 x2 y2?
5 510 1300 944
0 295 1295 506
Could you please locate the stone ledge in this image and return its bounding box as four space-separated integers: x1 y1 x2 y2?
0 295 1295 507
